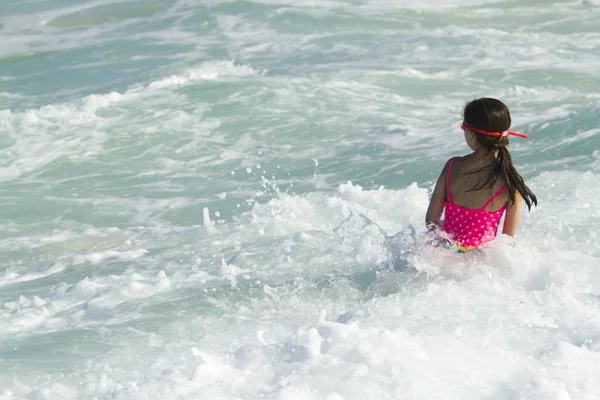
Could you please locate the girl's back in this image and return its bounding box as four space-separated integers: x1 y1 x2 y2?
447 156 508 213
442 156 509 250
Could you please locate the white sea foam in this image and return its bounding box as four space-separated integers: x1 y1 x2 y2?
0 60 256 182
2 0 600 397
148 61 258 90
1 173 599 397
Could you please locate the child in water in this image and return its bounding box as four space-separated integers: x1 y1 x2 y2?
425 98 537 252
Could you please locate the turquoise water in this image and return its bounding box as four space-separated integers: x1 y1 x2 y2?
1 0 600 398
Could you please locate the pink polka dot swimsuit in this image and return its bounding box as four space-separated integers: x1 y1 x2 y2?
442 158 507 251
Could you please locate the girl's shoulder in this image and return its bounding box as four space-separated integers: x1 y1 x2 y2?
441 155 467 174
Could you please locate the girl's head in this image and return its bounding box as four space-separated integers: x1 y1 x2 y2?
463 98 511 152
461 97 537 210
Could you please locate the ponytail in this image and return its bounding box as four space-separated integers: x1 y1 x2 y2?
496 146 537 210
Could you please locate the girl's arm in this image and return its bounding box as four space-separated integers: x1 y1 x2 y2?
502 191 524 237
425 160 451 229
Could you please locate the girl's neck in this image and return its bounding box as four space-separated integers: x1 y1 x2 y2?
465 148 499 169
471 147 499 159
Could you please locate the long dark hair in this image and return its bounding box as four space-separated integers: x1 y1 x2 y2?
463 98 537 210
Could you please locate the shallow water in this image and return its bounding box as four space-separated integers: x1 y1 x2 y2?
1 0 600 398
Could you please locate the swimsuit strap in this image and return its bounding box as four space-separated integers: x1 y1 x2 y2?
481 185 508 210
446 157 457 203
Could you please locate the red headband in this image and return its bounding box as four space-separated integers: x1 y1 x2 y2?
461 122 528 139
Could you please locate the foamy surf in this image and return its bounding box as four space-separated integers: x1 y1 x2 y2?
1 0 600 398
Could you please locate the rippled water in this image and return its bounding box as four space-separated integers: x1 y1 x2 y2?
1 0 600 398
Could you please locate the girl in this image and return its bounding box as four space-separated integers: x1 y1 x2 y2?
425 98 537 252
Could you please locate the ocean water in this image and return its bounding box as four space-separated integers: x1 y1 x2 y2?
1 0 600 398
